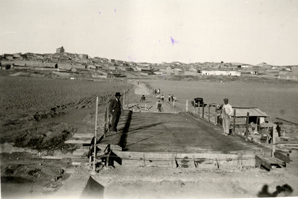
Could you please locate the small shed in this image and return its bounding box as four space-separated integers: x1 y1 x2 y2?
232 107 268 125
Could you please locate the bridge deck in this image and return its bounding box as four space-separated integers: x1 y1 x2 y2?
101 111 263 154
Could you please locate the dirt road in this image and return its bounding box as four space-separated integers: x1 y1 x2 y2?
129 81 179 113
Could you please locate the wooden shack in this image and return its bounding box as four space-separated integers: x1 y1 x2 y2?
217 106 268 129
232 107 268 126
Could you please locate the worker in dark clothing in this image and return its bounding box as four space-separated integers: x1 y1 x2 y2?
156 100 162 112
140 95 146 102
276 124 281 137
109 92 122 132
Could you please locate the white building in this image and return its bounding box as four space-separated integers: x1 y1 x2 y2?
201 70 241 76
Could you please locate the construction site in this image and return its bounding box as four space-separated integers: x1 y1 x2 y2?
1 70 298 199
2 1 298 198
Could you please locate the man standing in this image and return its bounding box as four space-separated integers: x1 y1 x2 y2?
156 100 162 112
221 98 233 136
109 92 122 132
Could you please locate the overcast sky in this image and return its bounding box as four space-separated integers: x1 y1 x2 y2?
1 0 297 65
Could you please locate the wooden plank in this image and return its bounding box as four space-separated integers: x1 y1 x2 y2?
255 155 272 170
271 157 286 167
277 143 298 146
241 158 256 168
115 151 146 160
196 163 218 169
121 159 145 167
41 156 63 160
194 158 216 169
218 159 239 168
65 140 91 144
76 145 121 152
145 160 175 168
276 117 298 125
72 134 94 138
274 151 291 163
144 152 176 160
255 155 286 170
73 151 86 156
74 148 88 152
71 162 82 166
185 153 239 160
70 158 89 163
286 147 298 150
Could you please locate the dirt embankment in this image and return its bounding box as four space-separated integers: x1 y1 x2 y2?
0 76 133 151
0 74 134 198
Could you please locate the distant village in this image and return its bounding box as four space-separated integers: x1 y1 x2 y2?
1 46 297 79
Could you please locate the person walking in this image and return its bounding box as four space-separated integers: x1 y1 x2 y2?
168 94 171 102
161 94 164 102
221 98 233 136
156 100 163 112
109 92 122 132
140 95 146 102
158 88 161 94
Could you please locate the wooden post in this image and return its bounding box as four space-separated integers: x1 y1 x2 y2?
237 151 243 169
173 100 175 107
208 105 210 122
127 89 129 108
233 109 236 135
89 156 91 169
202 105 204 119
186 100 188 112
257 117 260 132
272 124 276 157
145 102 147 111
107 106 110 132
104 108 107 137
93 97 98 174
215 108 217 125
123 89 125 109
246 112 249 141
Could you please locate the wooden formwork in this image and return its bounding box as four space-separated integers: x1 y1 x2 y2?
255 154 286 170
113 151 256 169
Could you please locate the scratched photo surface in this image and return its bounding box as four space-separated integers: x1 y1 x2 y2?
1 0 298 199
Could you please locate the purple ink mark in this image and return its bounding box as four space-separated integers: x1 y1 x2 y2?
170 37 178 45
128 56 135 61
99 12 101 14
114 8 116 12
159 40 161 43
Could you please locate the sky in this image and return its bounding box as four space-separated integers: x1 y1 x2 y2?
1 0 298 65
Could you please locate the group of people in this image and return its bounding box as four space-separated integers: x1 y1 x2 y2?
153 88 161 95
168 94 176 102
156 94 164 101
